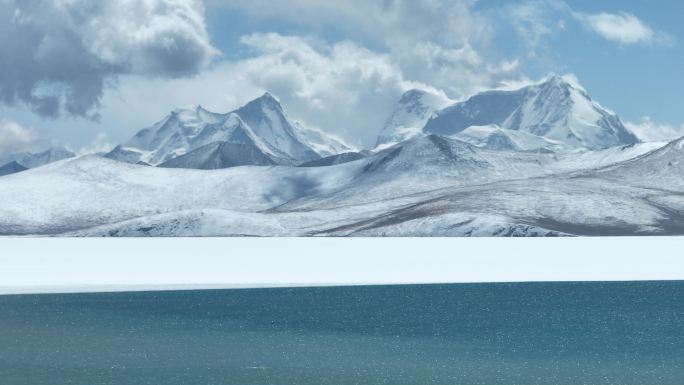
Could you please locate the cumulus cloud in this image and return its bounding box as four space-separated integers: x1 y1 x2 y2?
239 33 438 146
0 119 44 157
221 0 524 99
1 1 527 149
625 117 684 142
212 9 522 145
0 0 217 119
100 33 439 147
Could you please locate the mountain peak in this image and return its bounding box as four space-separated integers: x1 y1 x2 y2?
112 90 346 168
172 104 201 114
537 74 590 96
234 92 285 120
424 76 637 150
375 89 453 148
399 89 429 104
0 160 28 177
542 74 566 84
0 145 76 169
252 92 283 109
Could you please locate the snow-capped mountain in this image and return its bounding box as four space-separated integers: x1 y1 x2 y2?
106 93 353 167
423 75 638 151
299 152 367 167
0 134 676 237
596 135 684 191
0 146 76 169
0 77 679 237
375 89 453 149
232 93 322 162
292 121 354 157
160 142 279 169
451 125 562 152
0 161 27 177
116 104 228 165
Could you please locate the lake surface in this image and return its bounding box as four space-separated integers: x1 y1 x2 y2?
1 282 683 384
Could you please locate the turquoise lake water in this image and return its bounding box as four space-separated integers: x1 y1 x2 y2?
1 282 683 384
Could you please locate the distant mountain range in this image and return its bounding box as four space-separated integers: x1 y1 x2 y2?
0 146 75 176
379 75 637 151
105 93 352 168
0 161 27 177
0 75 681 237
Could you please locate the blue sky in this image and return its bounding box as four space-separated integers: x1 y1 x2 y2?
0 0 682 153
482 0 683 124
207 0 683 125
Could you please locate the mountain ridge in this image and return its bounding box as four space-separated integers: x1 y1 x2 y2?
106 93 353 168
0 133 678 237
424 75 638 150
378 76 639 153
375 88 453 149
0 146 76 169
0 161 28 177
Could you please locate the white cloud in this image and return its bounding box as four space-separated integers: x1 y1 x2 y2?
507 0 566 53
77 132 113 156
2 1 529 149
221 0 524 99
95 33 439 148
17 0 675 152
506 1 673 48
580 12 655 45
0 0 217 118
0 119 44 157
221 0 493 47
625 117 684 142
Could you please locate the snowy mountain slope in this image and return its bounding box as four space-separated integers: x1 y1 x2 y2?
0 146 76 169
292 122 354 157
423 75 638 150
451 125 563 152
550 141 666 172
64 198 418 237
125 105 227 152
106 93 347 167
104 145 149 164
594 136 684 191
266 135 660 213
0 161 28 177
159 141 279 169
0 132 677 237
105 105 224 165
62 173 680 237
0 155 362 235
66 205 567 237
317 176 673 236
66 209 292 237
322 212 570 237
375 89 453 149
299 152 366 167
292 135 543 209
231 93 320 162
